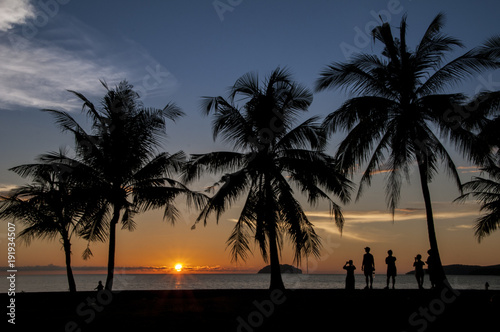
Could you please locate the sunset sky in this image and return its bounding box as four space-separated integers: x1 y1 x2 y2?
1 0 499 275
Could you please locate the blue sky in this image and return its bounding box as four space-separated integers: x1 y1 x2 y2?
0 0 499 274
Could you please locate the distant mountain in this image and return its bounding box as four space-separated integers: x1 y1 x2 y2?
405 264 500 276
257 264 302 274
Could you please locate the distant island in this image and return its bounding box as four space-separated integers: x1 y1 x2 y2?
257 264 302 274
405 264 500 276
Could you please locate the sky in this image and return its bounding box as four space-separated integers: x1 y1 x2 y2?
0 0 499 276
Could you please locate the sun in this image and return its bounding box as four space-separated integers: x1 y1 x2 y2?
174 263 183 272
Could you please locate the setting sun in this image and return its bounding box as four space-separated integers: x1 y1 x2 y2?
174 263 183 272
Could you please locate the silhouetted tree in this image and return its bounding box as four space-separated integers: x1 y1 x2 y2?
44 81 206 290
184 68 352 290
0 152 87 293
316 13 500 287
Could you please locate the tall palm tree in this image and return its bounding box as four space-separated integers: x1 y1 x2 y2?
315 13 500 287
0 153 88 293
44 81 206 290
183 68 352 290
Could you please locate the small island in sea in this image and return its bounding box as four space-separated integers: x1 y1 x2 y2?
257 264 302 274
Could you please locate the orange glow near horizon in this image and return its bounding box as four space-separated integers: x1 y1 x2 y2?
175 263 183 272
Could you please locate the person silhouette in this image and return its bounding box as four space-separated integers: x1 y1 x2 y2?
413 254 425 289
385 250 397 289
343 260 356 290
95 280 104 292
426 249 437 289
361 247 375 289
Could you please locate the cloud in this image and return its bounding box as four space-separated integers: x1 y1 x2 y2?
308 207 478 225
457 166 481 174
0 183 19 192
0 12 177 112
446 224 473 231
0 0 35 31
0 40 125 110
369 169 393 176
312 222 375 243
0 183 19 195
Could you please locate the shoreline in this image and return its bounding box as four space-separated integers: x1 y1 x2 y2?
3 289 499 331
4 273 498 294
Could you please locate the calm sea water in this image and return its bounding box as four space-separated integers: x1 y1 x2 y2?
2 273 499 293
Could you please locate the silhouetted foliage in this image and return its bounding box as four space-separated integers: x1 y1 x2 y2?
43 81 206 290
316 13 500 287
184 68 352 290
0 151 91 293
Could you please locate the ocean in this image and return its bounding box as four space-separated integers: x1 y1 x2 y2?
2 273 499 293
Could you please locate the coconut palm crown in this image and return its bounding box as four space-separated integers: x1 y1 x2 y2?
183 68 352 290
315 13 500 287
44 81 206 290
0 152 89 293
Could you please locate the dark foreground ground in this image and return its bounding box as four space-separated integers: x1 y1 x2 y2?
4 288 499 331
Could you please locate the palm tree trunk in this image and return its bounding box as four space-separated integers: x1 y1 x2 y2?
268 227 285 290
417 161 447 288
62 237 77 293
105 205 121 291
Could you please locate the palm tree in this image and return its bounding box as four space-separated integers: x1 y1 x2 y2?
44 81 206 291
183 68 352 290
315 13 500 287
0 153 88 293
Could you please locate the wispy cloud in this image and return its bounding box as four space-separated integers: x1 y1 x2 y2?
0 9 177 112
457 166 481 174
369 169 393 176
312 222 375 243
0 183 19 195
447 224 473 231
307 206 479 225
0 0 34 31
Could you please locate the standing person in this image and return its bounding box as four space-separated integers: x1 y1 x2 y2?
361 247 375 289
385 250 397 289
426 249 437 289
413 254 425 289
343 260 356 290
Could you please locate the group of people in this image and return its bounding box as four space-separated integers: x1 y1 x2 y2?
343 247 435 290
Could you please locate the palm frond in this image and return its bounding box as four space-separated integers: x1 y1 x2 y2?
161 102 185 121
418 46 500 96
182 151 247 184
195 169 250 226
276 116 325 151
